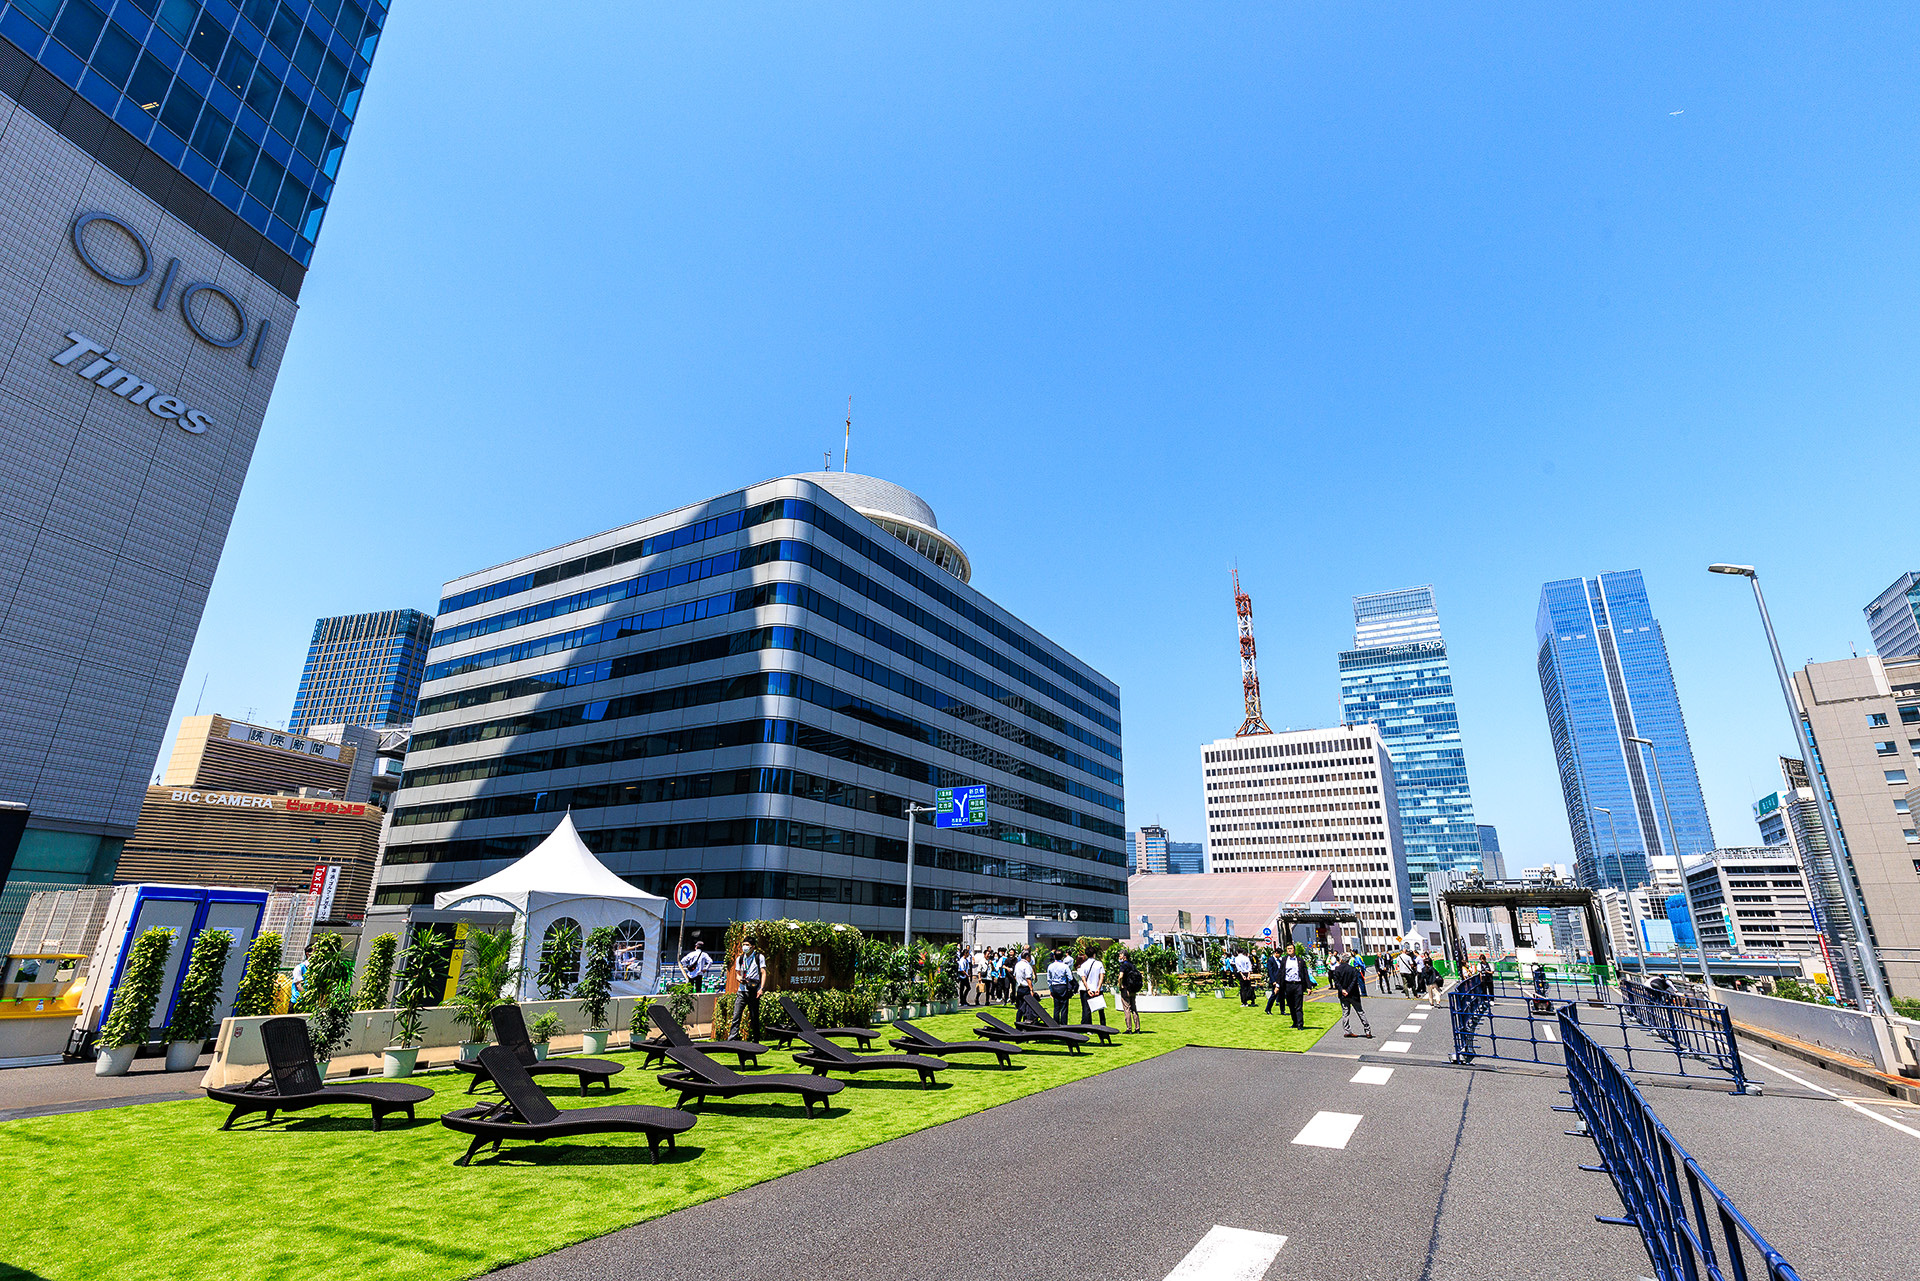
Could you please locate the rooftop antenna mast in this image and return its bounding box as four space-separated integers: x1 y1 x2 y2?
843 396 852 472
1233 568 1272 737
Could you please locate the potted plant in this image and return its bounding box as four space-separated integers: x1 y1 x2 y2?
230 932 283 1019
1137 943 1188 1013
528 1011 564 1060
300 934 356 1077
355 932 398 1010
384 927 444 1078
576 926 615 1054
96 926 175 1076
162 927 233 1071
453 928 515 1058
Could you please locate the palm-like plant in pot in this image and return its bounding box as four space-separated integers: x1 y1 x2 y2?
576 926 615 1054
384 928 445 1078
162 927 233 1072
452 929 516 1058
298 933 356 1075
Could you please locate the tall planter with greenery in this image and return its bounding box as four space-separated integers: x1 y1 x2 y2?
454 929 516 1056
355 933 398 1011
230 932 283 1020
577 926 615 1053
299 932 356 1072
162 928 232 1070
384 928 445 1077
96 927 175 1075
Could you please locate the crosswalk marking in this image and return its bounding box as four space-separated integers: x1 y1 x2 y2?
1291 1110 1364 1149
1396 1024 1420 1033
1381 1040 1412 1052
1351 1065 1394 1085
1164 1225 1288 1281
1408 1011 1429 1020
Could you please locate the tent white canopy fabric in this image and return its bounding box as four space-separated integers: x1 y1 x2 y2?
434 813 668 1000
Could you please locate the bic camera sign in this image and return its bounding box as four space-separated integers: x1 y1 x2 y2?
51 212 276 437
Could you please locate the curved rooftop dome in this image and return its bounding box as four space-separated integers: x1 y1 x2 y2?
790 471 971 583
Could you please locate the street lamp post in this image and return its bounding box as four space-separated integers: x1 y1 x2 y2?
1709 563 1898 1015
1627 733 1713 990
1593 806 1647 977
902 802 934 945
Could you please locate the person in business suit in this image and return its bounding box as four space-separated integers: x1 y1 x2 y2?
1262 948 1286 1015
1331 952 1373 1038
1277 944 1313 1030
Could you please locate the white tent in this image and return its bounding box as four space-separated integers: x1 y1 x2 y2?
434 813 668 1000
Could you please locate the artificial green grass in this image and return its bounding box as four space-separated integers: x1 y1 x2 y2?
0 998 1335 1281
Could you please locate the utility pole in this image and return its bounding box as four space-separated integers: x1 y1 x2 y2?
1627 734 1712 990
903 801 933 945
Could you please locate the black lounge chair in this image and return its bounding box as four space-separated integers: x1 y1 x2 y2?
761 994 880 1050
789 1025 947 1086
889 1019 1025 1067
974 1011 1087 1053
451 1004 625 1096
656 1044 844 1117
636 1004 766 1069
1017 992 1119 1044
441 1046 696 1166
206 1016 431 1131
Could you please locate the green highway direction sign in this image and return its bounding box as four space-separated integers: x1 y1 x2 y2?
936 785 988 828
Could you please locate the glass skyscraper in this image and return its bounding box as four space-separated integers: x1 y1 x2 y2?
289 608 434 733
1338 586 1481 914
1535 571 1716 891
0 1 387 919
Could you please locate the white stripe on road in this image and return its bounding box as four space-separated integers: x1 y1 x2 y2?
1381 1040 1412 1052
1539 1023 1558 1042
1164 1225 1287 1281
1418 1004 1432 1010
1396 1024 1421 1033
1291 1110 1364 1149
1409 1011 1429 1020
1351 1065 1394 1085
1744 1052 1920 1142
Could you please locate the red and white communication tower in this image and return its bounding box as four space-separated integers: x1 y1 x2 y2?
1233 569 1272 737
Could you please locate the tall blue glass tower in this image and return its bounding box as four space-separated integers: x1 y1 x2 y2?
1536 571 1716 891
1339 586 1481 915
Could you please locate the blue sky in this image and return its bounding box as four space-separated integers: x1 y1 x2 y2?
166 4 1920 867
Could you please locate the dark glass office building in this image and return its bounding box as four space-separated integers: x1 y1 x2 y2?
289 608 433 732
374 473 1128 941
0 0 388 935
1536 570 1716 891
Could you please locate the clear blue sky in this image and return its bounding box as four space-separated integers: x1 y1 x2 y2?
165 4 1920 868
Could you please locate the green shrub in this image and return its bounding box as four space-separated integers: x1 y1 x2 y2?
454 928 517 1041
231 932 283 1019
294 933 346 1013
300 933 357 1061
100 927 175 1049
1893 997 1920 1021
164 927 233 1045
536 919 580 1001
390 928 446 1049
729 919 863 979
577 926 614 1030
715 987 874 1033
355 933 397 1010
528 1011 564 1044
664 983 695 1027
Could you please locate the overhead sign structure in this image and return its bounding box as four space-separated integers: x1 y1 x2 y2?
673 878 697 910
935 785 988 828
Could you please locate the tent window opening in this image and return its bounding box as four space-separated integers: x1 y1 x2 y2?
541 917 583 990
612 919 647 980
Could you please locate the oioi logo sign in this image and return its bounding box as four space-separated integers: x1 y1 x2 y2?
52 211 278 437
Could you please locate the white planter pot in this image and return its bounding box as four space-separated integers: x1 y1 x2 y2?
164 1040 201 1072
94 1043 138 1076
459 1041 486 1061
1137 994 1189 1013
382 1047 418 1078
533 1043 550 1061
581 1029 610 1055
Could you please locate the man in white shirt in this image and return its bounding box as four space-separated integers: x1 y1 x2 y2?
1395 948 1417 997
956 948 972 1007
1076 949 1107 1026
680 939 713 992
1013 949 1036 1015
1045 950 1075 1023
731 941 764 1041
1233 949 1256 1006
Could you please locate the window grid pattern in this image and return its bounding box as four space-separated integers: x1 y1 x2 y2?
288 607 432 733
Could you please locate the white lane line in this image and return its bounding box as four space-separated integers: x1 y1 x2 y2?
1539 1023 1558 1042
1351 1065 1394 1084
1409 1012 1430 1020
1164 1224 1287 1280
1418 1003 1432 1010
1744 1052 1920 1142
1291 1110 1363 1149
1396 1024 1421 1033
1381 1040 1412 1053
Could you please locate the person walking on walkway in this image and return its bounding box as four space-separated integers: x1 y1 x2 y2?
731 939 764 1042
1278 944 1312 1029
1262 947 1285 1015
1233 948 1256 1006
1117 950 1144 1033
1395 948 1416 997
1046 949 1075 1023
1331 952 1373 1038
1420 952 1441 997
1077 947 1108 1025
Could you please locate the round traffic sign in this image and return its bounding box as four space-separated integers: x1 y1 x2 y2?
1262 927 1273 937
673 878 697 909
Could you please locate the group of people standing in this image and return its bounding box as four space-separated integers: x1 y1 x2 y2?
956 944 1146 1033
1374 947 1444 999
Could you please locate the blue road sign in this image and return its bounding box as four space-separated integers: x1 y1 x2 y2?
936 785 988 828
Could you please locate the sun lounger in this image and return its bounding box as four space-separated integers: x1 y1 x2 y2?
636 1004 766 1069
888 1019 1025 1067
974 1011 1087 1052
788 1025 947 1086
206 1017 431 1131
451 1004 624 1095
656 1044 845 1117
441 1046 696 1165
1016 992 1119 1044
761 992 880 1050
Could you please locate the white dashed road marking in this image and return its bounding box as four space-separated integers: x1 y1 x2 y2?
1291 1110 1364 1149
1539 1023 1557 1042
1164 1225 1288 1281
1396 1024 1421 1033
1408 1011 1429 1020
1381 1040 1412 1053
1350 1065 1394 1085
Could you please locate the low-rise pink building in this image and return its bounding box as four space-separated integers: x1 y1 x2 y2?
1127 870 1344 949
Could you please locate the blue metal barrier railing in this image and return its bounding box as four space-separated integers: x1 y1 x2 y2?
1561 1009 1800 1281
1450 990 1747 1090
1618 977 1748 1093
1450 987 1565 1067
